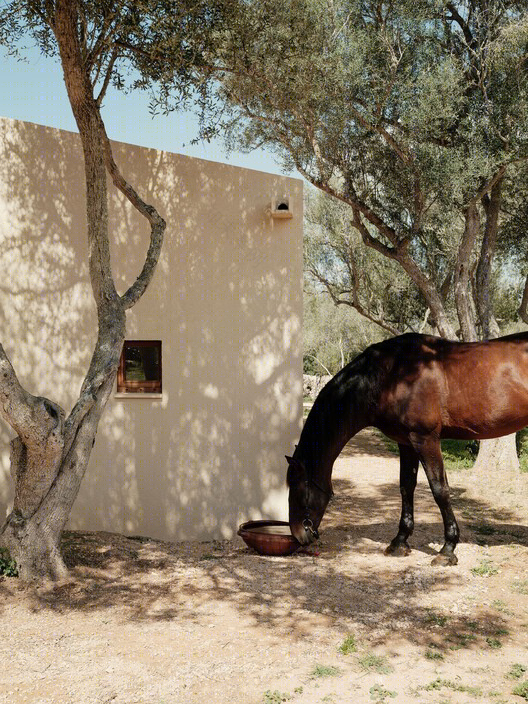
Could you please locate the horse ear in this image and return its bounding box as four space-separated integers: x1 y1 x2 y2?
286 455 306 486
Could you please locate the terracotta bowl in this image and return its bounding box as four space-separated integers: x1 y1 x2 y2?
237 520 301 556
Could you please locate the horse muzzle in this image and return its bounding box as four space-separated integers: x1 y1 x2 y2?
290 518 319 545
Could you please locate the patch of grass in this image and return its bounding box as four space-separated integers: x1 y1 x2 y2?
369 684 397 701
127 534 152 543
425 647 444 661
0 547 18 577
262 691 291 704
517 429 528 473
513 580 528 595
358 653 393 675
447 632 477 649
376 434 478 468
513 681 528 700
441 438 479 469
377 433 478 470
374 431 398 454
473 523 498 536
338 634 357 655
494 627 510 637
424 678 447 691
424 678 482 696
507 664 528 680
425 609 449 627
493 600 514 615
471 560 499 577
310 664 342 679
486 637 503 649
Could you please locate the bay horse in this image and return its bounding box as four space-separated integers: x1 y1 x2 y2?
287 332 528 566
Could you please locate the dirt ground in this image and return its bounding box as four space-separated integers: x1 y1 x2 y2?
2 429 528 704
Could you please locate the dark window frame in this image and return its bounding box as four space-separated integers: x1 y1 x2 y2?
117 340 162 394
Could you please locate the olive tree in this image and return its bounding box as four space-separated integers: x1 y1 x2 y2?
187 0 528 470
0 0 217 580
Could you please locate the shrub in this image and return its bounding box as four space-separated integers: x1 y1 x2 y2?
0 547 18 577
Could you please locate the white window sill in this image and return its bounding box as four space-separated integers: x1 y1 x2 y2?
114 393 163 399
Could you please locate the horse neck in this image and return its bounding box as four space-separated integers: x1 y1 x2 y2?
295 394 365 484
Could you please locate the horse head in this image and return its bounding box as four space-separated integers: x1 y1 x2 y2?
286 455 332 545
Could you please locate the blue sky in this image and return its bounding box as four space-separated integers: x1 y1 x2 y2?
0 43 287 175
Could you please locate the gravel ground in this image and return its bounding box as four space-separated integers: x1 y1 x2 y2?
2 429 528 704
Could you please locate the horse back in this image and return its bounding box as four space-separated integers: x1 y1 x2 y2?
371 333 528 441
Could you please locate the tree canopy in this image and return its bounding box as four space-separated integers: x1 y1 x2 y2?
191 0 528 342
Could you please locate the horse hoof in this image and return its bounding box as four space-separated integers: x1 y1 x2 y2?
384 543 411 557
431 553 458 567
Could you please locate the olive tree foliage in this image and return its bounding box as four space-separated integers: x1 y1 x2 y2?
183 0 528 470
0 0 217 580
305 185 431 337
194 0 528 344
304 174 523 356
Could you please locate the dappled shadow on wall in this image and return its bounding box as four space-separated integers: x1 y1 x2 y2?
0 118 97 514
71 140 303 541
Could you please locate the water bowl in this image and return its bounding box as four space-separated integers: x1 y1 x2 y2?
237 520 301 556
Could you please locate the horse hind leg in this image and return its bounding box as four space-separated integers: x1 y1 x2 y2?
410 432 459 566
385 444 419 558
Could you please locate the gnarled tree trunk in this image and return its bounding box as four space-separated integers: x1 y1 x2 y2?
0 1 165 580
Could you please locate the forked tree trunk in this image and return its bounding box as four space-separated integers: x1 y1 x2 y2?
0 1 165 580
0 386 72 581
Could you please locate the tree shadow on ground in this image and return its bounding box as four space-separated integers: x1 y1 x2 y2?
2 431 525 651
6 524 510 654
0 494 520 650
339 432 396 458
326 477 528 553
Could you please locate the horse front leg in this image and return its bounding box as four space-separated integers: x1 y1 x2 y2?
410 432 459 566
385 443 419 557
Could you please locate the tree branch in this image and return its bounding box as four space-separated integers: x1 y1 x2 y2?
445 2 475 49
467 165 507 207
0 344 65 521
0 344 35 437
519 274 528 325
350 206 399 260
308 264 401 337
455 204 480 341
348 103 412 165
476 175 503 339
95 47 118 106
85 0 127 70
101 133 167 309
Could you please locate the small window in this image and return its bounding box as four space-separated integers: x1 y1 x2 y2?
117 340 162 394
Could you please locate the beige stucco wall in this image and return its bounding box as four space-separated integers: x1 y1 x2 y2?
0 116 303 542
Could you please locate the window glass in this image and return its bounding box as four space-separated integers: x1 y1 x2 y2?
117 340 162 393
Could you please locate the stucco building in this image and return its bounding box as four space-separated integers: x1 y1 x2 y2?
0 117 303 542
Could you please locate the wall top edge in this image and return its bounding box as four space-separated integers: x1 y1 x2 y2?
0 115 303 184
